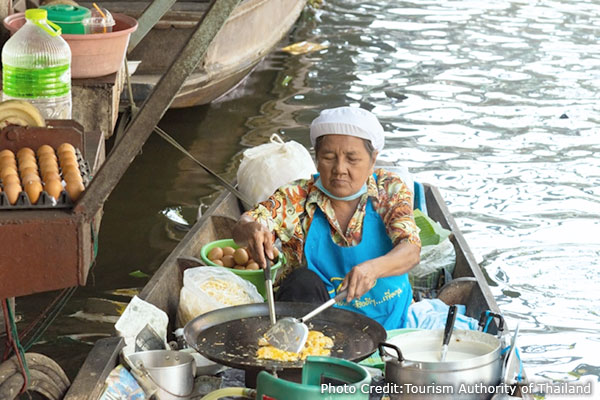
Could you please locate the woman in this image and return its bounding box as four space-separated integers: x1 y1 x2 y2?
233 106 420 329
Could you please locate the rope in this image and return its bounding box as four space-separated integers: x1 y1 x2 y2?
2 299 30 394
19 289 67 340
23 287 77 351
121 57 253 209
153 126 253 208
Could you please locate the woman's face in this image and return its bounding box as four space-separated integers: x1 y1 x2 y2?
316 135 377 199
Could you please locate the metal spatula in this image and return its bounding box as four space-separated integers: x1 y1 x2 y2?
265 289 348 353
264 257 276 326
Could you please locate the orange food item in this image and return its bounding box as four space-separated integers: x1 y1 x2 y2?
2 174 20 185
36 145 55 158
62 170 82 183
39 160 59 175
16 147 35 160
0 166 18 181
208 247 224 261
4 183 22 204
24 180 43 204
0 149 15 158
44 179 63 199
20 166 39 178
246 262 259 270
39 151 57 161
233 248 250 265
221 255 235 268
65 180 84 201
42 170 61 182
58 152 77 164
222 246 235 256
18 158 37 172
0 154 16 168
57 143 76 156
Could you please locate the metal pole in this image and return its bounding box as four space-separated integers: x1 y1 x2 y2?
74 0 241 221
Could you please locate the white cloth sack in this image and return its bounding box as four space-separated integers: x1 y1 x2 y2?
237 134 316 206
177 267 263 326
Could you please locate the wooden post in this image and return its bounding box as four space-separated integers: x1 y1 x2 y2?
127 0 177 54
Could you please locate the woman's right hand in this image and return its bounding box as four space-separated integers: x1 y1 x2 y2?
233 214 275 269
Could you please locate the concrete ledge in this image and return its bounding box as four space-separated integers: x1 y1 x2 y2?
72 65 126 139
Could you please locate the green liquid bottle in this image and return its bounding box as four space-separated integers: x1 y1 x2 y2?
2 9 71 119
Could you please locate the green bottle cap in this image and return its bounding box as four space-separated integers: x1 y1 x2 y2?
40 4 91 23
25 9 48 21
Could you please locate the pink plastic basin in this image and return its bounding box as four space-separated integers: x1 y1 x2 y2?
3 12 138 79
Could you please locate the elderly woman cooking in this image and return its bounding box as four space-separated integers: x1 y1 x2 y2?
233 106 420 329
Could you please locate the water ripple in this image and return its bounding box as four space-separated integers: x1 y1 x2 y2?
275 0 600 383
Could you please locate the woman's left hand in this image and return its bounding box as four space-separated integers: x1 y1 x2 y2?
341 262 380 302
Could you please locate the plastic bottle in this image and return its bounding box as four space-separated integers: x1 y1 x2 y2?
2 9 72 119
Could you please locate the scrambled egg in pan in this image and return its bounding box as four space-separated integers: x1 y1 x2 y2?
257 330 334 362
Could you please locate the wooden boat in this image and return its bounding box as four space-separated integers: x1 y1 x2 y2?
78 0 309 108
64 168 529 399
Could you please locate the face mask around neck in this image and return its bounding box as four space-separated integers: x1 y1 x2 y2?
315 177 367 201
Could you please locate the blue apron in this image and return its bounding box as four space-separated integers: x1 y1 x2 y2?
304 178 413 329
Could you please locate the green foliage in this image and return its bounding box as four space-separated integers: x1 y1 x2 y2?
414 209 451 246
129 270 149 278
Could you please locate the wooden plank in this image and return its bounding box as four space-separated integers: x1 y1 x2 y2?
126 0 178 53
63 337 124 400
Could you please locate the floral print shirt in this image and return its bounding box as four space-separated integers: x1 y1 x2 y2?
245 168 421 280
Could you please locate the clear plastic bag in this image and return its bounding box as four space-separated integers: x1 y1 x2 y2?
177 267 264 326
237 134 317 206
409 238 456 293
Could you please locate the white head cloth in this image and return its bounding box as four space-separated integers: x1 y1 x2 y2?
310 106 385 152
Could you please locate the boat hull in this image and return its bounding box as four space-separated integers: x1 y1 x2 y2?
64 168 529 398
103 0 309 107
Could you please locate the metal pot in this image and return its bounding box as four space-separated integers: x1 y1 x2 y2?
379 329 502 400
127 350 196 400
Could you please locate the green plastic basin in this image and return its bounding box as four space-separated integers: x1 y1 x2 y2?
200 239 284 298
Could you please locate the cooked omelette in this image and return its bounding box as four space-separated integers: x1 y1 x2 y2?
257 330 334 362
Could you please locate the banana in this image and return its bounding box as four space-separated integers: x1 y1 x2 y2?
0 100 46 130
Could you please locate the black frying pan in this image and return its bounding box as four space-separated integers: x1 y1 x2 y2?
183 302 385 372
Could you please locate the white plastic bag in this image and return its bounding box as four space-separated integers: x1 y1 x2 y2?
114 295 169 356
237 134 317 206
410 238 456 279
177 267 263 326
409 238 456 293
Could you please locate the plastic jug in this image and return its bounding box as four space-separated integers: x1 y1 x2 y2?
2 9 72 119
41 4 91 35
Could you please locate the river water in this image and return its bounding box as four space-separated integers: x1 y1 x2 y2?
23 0 599 395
